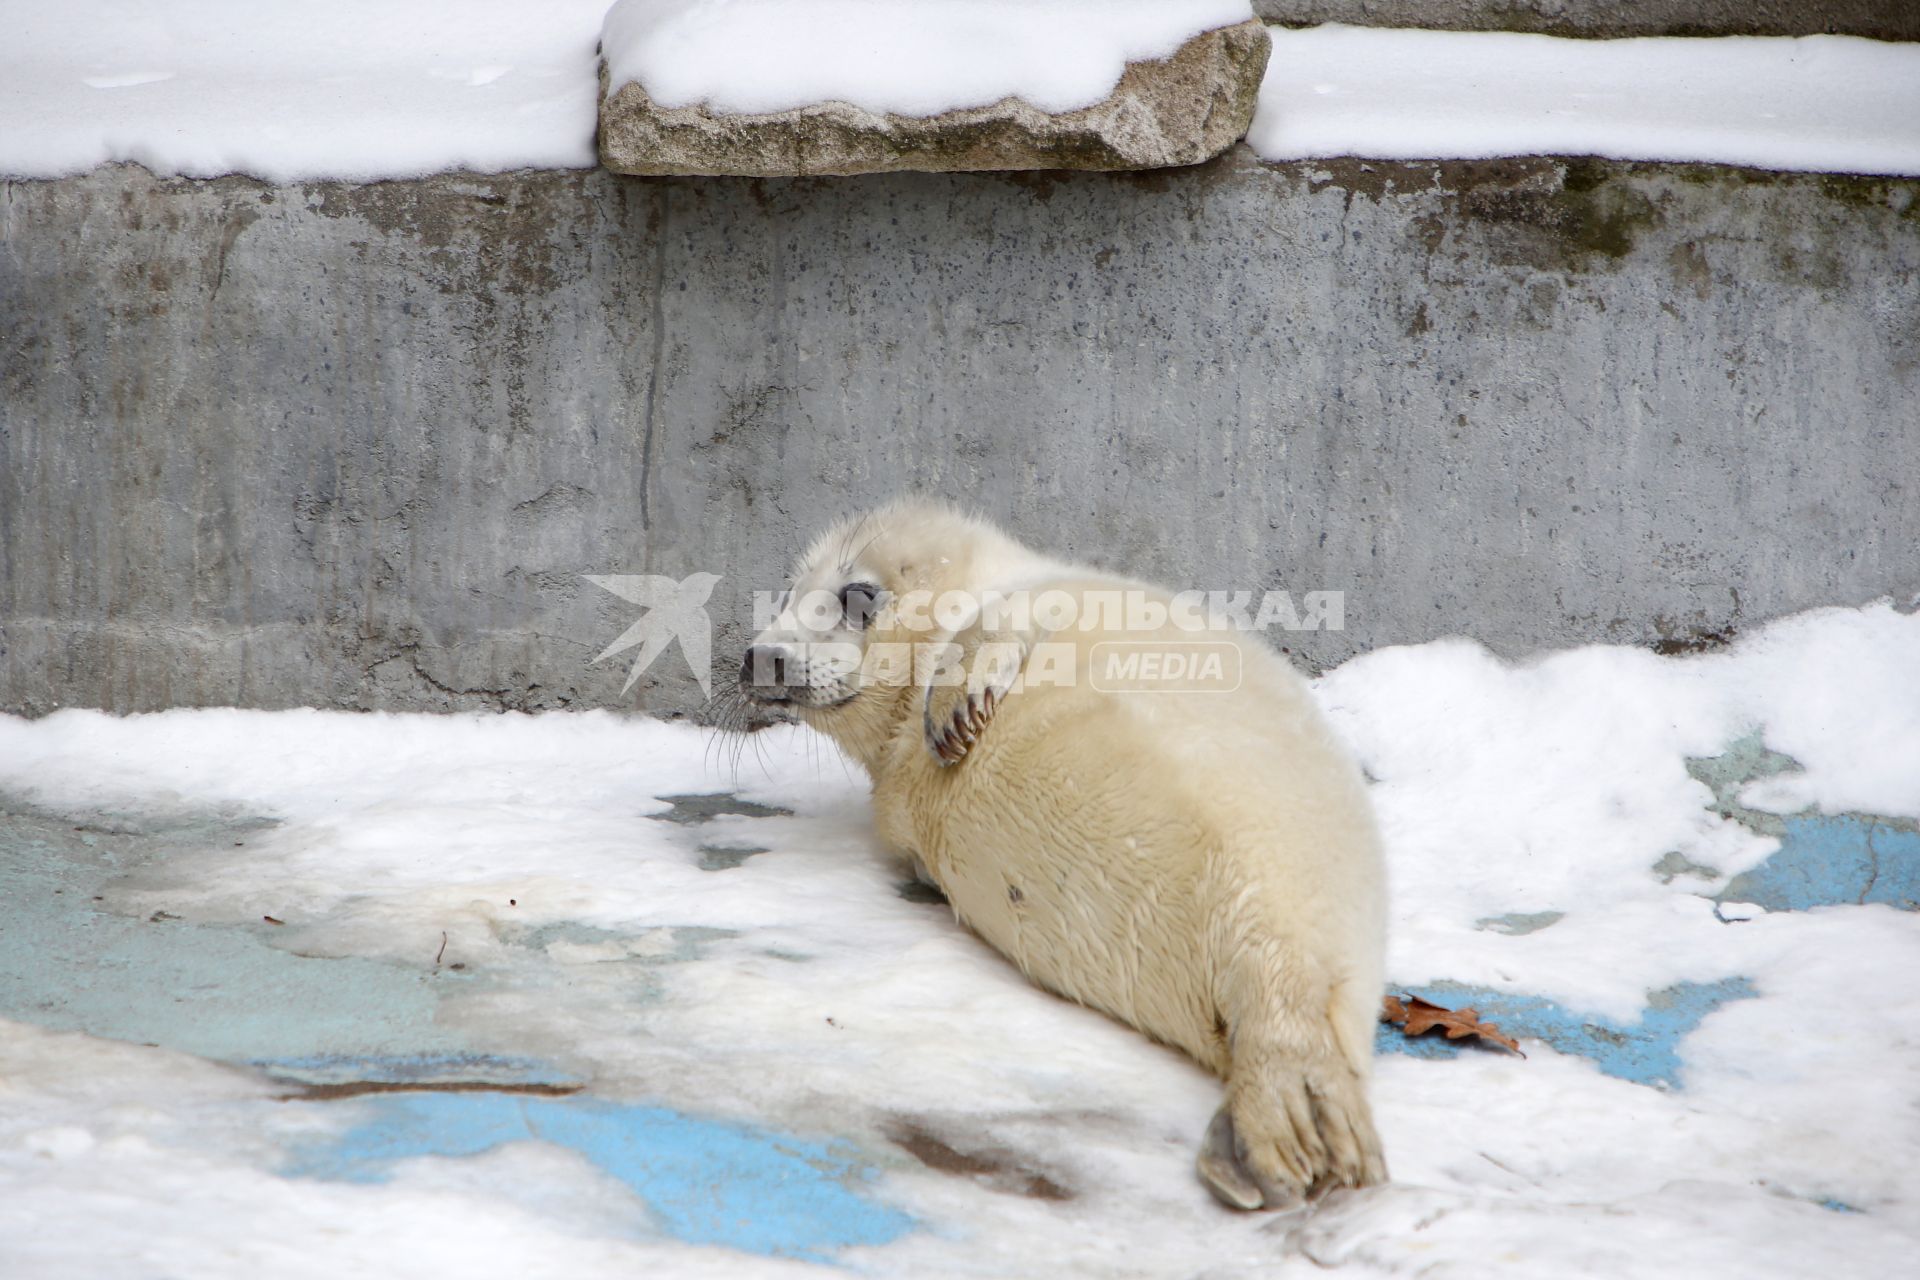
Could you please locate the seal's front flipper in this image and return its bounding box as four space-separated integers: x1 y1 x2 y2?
920 619 1041 767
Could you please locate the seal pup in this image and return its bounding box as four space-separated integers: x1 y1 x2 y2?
740 499 1387 1208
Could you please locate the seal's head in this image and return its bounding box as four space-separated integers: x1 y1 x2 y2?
739 498 1042 769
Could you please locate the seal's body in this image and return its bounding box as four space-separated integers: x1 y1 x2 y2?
742 501 1387 1207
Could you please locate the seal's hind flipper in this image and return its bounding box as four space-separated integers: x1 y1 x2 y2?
1197 1106 1266 1210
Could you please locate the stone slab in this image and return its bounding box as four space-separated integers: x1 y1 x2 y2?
599 20 1270 176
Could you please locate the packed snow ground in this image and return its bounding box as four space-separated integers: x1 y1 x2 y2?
3 3 1918 180
2 603 1916 1277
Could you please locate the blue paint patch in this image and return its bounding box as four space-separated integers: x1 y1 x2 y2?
1682 734 1920 913
1818 1197 1865 1214
1377 977 1757 1088
286 1092 914 1261
0 799 483 1067
1718 814 1920 913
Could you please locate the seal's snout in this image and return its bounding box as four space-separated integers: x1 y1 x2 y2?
740 644 792 703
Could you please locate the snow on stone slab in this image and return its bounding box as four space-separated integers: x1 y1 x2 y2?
600 0 1257 117
4 5 1918 180
0 0 615 182
596 0 1268 175
1 602 1918 1274
1252 24 1920 176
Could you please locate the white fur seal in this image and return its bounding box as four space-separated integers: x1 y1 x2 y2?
740 499 1387 1208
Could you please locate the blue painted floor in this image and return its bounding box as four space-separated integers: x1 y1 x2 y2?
284 1092 915 1261
0 790 914 1263
1686 731 1920 911
1719 814 1920 912
1375 977 1757 1088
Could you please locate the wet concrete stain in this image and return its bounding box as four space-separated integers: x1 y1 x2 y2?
285 1092 915 1261
650 793 794 825
884 1118 1072 1202
1649 621 1739 655
1376 977 1758 1088
697 843 769 871
513 920 738 964
1651 850 1720 884
1474 910 1564 936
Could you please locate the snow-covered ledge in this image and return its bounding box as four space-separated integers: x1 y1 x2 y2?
596 0 1271 176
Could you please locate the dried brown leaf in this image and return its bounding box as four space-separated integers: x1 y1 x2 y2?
1382 994 1526 1057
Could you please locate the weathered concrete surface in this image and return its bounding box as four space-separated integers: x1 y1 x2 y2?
600 20 1270 176
1252 1 1920 41
2 157 1918 717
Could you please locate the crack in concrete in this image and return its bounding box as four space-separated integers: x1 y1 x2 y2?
282 1078 583 1102
1860 822 1882 905
638 185 669 533
366 642 519 710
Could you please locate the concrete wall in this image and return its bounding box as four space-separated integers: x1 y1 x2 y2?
3 155 1918 718
1252 1 1920 41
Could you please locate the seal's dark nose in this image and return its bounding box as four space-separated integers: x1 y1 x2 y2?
741 645 788 694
